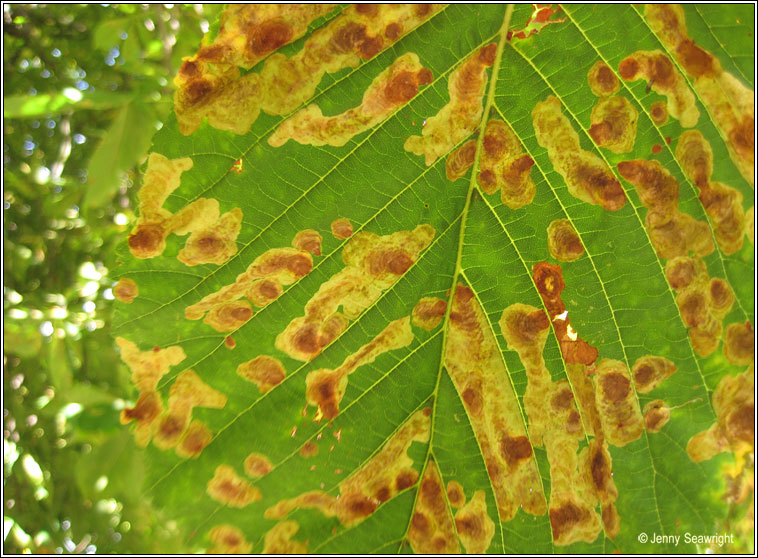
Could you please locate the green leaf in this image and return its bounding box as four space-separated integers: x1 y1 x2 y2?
113 4 755 554
3 90 134 119
84 101 156 208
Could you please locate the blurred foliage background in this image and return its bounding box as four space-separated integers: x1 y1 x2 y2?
3 4 222 553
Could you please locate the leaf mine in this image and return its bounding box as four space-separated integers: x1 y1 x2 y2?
593 359 644 447
237 355 287 394
616 159 714 260
207 524 252 554
448 286 545 520
206 464 261 508
268 53 433 147
244 453 273 478
445 139 477 181
185 243 314 328
687 365 754 463
330 217 354 239
276 224 434 361
453 489 496 554
265 408 430 527
261 520 307 554
408 459 460 554
532 95 626 211
113 277 138 303
411 296 447 331
477 119 536 208
546 219 584 262
645 4 754 186
305 317 413 420
587 61 620 97
649 100 668 126
404 43 498 166
618 49 699 127
723 321 755 366
676 130 746 255
175 4 443 136
631 355 677 394
643 399 671 433
292 229 323 256
127 153 243 266
587 96 638 154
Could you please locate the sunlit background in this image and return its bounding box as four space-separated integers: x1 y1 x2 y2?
3 4 222 553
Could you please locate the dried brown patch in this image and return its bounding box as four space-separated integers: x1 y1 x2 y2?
207 465 261 507
632 355 677 393
547 219 584 262
723 322 754 365
588 96 638 154
244 453 273 478
237 355 286 394
454 490 495 553
208 524 252 554
412 296 447 331
113 278 138 303
587 61 620 96
408 460 460 553
477 119 536 208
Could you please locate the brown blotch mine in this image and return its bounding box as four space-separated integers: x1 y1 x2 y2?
532 95 626 211
643 399 671 433
588 96 638 154
408 460 460 553
448 287 545 520
587 61 620 96
207 465 262 507
412 296 447 331
723 321 754 366
292 229 323 256
645 4 754 186
649 101 668 126
261 520 307 554
331 217 354 239
300 441 319 458
477 118 536 208
594 359 643 447
305 317 413 419
113 278 138 303
446 481 465 508
176 421 212 458
277 224 434 361
237 355 286 394
185 246 313 326
445 139 477 181
676 130 746 255
632 355 677 394
208 524 252 554
265 409 430 527
244 452 273 478
618 49 699 127
547 219 584 262
532 262 598 366
405 43 498 165
269 52 432 147
128 153 243 266
617 159 714 260
687 365 754 462
454 490 496 553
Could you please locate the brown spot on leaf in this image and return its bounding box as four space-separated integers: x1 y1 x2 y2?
632 355 677 393
445 139 477 181
587 61 620 96
411 296 447 331
262 520 307 554
207 465 261 507
454 490 495 553
547 219 584 262
330 217 354 239
244 453 273 478
723 322 754 365
208 524 252 554
549 499 597 546
643 399 671 433
409 460 460 553
446 481 465 508
649 101 668 126
594 359 643 447
299 441 319 458
237 355 286 393
500 435 533 466
113 278 138 303
292 229 323 256
588 96 638 154
176 421 212 458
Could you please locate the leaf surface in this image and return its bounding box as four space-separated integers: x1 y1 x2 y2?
113 4 754 553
